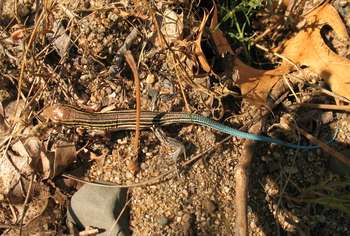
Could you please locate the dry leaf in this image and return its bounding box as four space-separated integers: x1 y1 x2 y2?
10 25 26 42
24 137 43 170
160 9 184 43
0 142 33 195
279 3 350 100
0 102 8 135
41 141 77 179
12 140 31 158
4 100 26 123
195 12 212 72
235 58 290 102
236 3 350 102
209 2 234 56
11 137 43 173
51 22 71 58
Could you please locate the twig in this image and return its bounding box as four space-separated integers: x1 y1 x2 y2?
19 174 34 236
318 87 350 104
117 28 138 59
235 121 262 236
293 103 350 112
125 50 141 160
176 71 191 112
0 224 20 229
111 28 139 72
8 198 18 223
283 75 300 103
298 127 350 166
107 196 132 236
234 92 290 235
255 43 300 72
16 8 45 115
79 228 99 236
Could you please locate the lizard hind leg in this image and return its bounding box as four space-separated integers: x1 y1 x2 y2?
152 127 186 177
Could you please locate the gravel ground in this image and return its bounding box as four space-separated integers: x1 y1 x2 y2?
0 0 349 235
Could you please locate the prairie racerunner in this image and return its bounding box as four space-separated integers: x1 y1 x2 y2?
42 104 320 149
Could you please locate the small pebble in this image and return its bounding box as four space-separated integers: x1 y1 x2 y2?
203 199 217 214
261 155 271 162
176 216 182 223
320 111 334 124
83 0 90 8
158 216 169 226
125 172 134 179
140 163 148 170
145 152 152 157
145 74 156 84
182 213 195 236
339 0 348 7
223 186 230 193
117 139 128 145
80 74 91 80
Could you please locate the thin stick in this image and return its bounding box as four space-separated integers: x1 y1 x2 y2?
293 103 350 112
299 127 350 166
16 8 45 114
235 121 262 236
125 51 141 156
283 75 300 103
318 88 350 104
107 197 132 236
19 174 34 236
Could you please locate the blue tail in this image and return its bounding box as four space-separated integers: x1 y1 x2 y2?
189 114 323 149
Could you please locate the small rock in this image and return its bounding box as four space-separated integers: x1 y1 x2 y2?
261 155 271 162
52 23 71 58
318 214 326 223
145 152 152 157
140 162 148 170
67 184 130 236
250 221 257 230
145 74 156 84
80 74 91 80
83 0 91 8
176 216 182 223
222 186 230 193
320 112 334 124
339 0 348 7
182 213 196 236
203 199 217 214
125 171 134 179
158 215 169 226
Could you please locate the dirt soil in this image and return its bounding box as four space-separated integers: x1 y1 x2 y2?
0 0 350 235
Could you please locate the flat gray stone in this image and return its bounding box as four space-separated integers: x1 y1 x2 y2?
67 184 130 235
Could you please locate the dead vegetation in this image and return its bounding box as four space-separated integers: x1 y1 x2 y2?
0 0 350 235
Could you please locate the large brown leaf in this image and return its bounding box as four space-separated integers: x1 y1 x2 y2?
236 3 350 102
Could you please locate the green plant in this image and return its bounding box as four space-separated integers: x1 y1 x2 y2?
219 0 264 61
294 176 350 215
